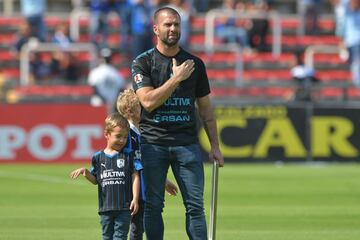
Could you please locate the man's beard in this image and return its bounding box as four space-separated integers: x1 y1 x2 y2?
161 33 181 47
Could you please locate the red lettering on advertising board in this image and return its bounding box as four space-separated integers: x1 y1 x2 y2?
0 104 107 163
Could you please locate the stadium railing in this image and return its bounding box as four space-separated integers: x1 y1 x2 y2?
204 10 294 100
69 7 119 42
19 39 97 85
304 44 352 100
205 43 244 87
1 0 15 16
69 7 88 42
204 9 282 57
304 44 341 70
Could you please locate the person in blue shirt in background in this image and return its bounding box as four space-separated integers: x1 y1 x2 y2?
89 0 132 51
20 0 47 42
130 0 154 59
337 0 360 86
21 0 47 41
215 0 252 53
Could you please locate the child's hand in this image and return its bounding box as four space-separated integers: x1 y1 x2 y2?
165 180 178 196
130 200 138 216
69 168 86 179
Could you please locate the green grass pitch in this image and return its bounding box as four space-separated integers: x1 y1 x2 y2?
0 163 360 240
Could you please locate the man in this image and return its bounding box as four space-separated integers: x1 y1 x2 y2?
88 48 126 113
131 7 224 240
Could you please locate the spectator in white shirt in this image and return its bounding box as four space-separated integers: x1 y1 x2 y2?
88 48 126 113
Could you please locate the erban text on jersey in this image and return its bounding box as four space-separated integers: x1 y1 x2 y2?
102 180 126 187
153 114 190 122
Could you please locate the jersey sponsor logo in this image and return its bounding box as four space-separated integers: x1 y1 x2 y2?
134 74 143 84
100 169 126 187
102 180 126 187
164 97 191 106
153 114 191 122
100 170 125 179
117 158 125 168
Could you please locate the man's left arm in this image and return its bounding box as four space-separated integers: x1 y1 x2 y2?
196 95 224 167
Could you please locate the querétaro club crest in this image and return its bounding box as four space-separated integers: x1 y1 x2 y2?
117 158 125 168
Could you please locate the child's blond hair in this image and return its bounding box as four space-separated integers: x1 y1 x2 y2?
104 112 129 134
116 89 140 119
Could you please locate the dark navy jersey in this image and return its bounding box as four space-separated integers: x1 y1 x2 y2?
90 150 135 214
125 123 146 201
131 47 211 146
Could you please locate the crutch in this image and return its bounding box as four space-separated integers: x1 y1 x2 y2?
208 160 219 240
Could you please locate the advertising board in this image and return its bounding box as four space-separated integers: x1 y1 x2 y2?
0 104 107 163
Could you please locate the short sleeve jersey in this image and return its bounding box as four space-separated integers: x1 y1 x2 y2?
131 47 210 146
90 150 134 214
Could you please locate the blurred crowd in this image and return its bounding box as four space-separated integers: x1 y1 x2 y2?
12 0 274 85
3 0 360 105
214 0 272 54
12 0 79 85
12 0 201 86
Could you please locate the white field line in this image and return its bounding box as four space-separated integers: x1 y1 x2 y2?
0 171 87 185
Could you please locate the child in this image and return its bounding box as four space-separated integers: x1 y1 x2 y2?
116 89 178 240
70 112 139 240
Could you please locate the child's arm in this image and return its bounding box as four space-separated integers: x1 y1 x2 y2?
165 179 178 196
69 167 97 185
130 171 140 215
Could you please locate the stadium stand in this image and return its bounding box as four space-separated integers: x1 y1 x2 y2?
0 0 355 103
